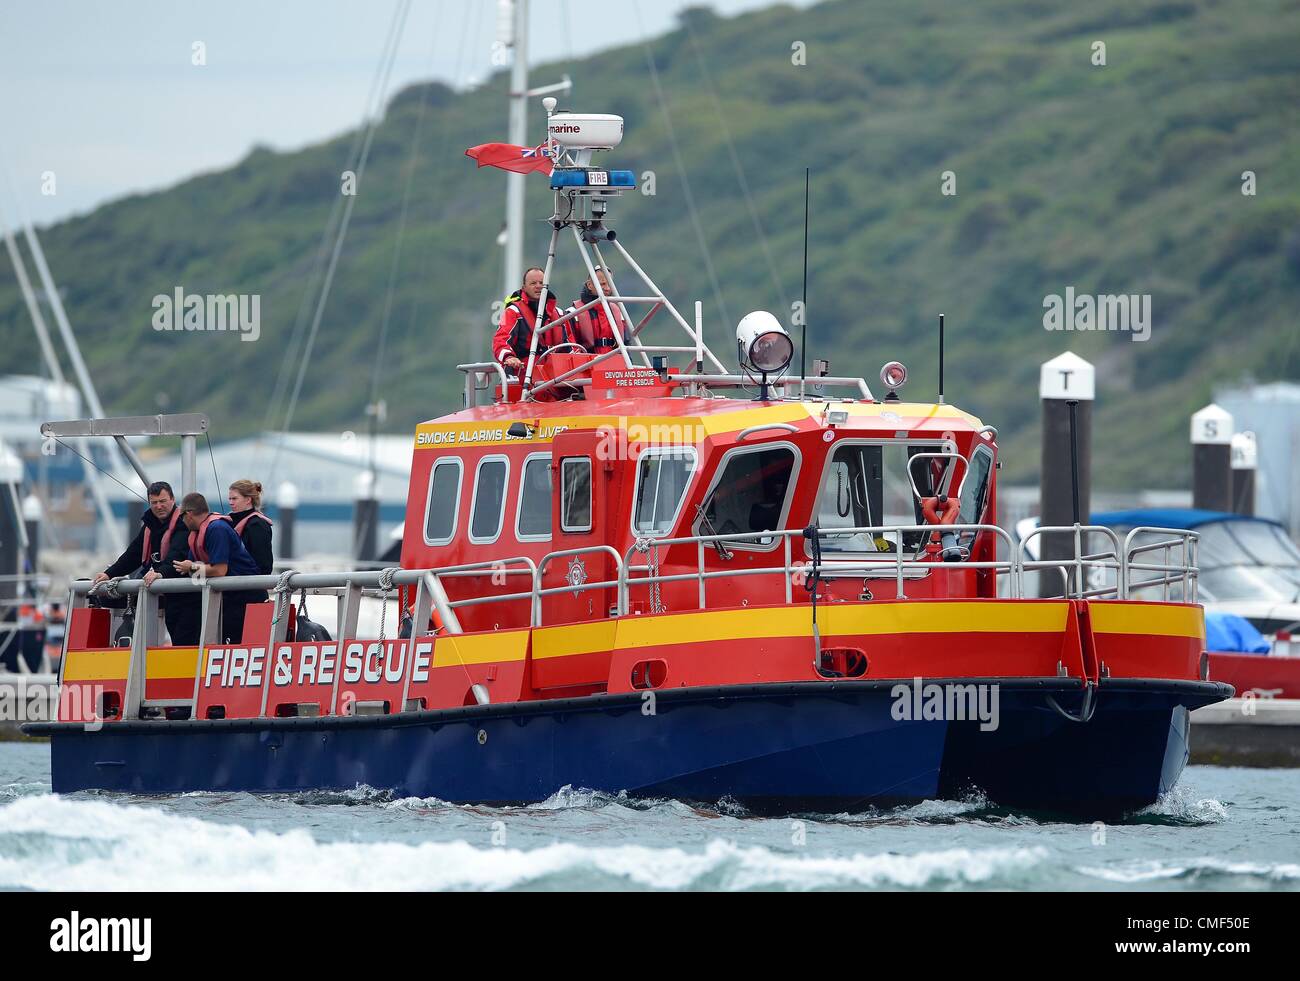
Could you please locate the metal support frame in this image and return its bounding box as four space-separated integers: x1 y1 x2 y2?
43 414 210 499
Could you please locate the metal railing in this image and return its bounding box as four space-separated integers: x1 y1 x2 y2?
1123 527 1199 602
622 523 1020 605
1017 525 1125 599
60 521 1200 720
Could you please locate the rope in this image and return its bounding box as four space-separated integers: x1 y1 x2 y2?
270 570 296 628
633 538 665 614
377 566 398 639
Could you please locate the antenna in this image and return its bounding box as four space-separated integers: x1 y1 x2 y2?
938 313 945 404
799 167 809 399
1067 399 1081 525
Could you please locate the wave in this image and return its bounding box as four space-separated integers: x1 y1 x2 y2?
1077 858 1300 886
0 794 1048 891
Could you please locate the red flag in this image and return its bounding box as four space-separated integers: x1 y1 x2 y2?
464 142 553 176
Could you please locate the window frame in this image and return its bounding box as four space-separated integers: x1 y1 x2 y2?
629 445 700 539
957 444 995 539
467 454 511 545
690 441 802 552
421 456 464 547
514 451 554 543
811 438 959 554
560 456 594 534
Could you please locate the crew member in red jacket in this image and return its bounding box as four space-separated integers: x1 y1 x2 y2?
571 266 628 352
492 267 571 375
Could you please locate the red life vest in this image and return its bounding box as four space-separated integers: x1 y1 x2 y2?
573 301 627 350
141 507 183 565
505 294 569 355
188 513 232 564
233 510 273 538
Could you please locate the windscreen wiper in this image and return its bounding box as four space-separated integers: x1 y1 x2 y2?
694 503 734 560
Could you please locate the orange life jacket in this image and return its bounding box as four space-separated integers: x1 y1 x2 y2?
188 513 233 563
141 507 183 565
233 510 273 538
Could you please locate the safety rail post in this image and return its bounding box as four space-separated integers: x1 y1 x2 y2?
122 580 153 720
189 578 222 707
697 540 706 610
783 535 793 604
256 572 298 717
329 580 365 715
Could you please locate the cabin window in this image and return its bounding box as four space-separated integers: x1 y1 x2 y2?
815 442 946 553
516 453 552 541
694 444 798 550
560 457 592 533
957 446 994 543
632 447 697 537
469 456 509 544
423 457 463 545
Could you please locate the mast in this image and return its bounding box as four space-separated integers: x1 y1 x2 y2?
499 0 571 300
0 197 124 550
503 0 528 299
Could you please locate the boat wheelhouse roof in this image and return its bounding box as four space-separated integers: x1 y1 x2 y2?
416 397 988 448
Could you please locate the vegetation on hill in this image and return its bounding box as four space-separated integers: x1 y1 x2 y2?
2 0 1298 489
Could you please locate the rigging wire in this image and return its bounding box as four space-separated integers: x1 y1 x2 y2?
367 0 443 420
402 0 477 365
261 4 409 442
354 2 444 562
631 0 732 333
50 437 146 503
268 0 414 485
679 14 790 315
204 432 225 511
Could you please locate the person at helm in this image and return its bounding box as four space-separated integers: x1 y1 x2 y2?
570 266 628 353
492 267 571 375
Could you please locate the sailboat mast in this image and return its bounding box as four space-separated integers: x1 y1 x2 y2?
503 0 528 299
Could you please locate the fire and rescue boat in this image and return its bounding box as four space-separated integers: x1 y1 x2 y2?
27 106 1232 817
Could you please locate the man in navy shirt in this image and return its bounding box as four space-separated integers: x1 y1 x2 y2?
174 492 267 644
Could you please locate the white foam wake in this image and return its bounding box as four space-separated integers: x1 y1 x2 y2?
0 794 1047 891
1078 858 1300 884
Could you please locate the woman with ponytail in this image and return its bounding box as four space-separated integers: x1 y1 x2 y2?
227 479 274 575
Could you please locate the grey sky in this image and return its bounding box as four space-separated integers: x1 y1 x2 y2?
0 0 811 226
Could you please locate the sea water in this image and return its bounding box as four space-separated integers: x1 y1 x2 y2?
1 742 1297 891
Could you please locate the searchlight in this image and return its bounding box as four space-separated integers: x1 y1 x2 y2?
737 311 793 374
880 361 907 401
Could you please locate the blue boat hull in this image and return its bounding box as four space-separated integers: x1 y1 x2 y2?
31 679 1231 818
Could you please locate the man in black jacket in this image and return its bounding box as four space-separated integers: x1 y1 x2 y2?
92 481 200 644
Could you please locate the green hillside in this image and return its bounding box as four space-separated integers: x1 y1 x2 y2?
3 0 1299 489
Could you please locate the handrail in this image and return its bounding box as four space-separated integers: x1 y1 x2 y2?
623 523 1018 604
737 422 800 441
1018 525 1124 599
1123 527 1199 602
534 546 626 626
458 361 510 408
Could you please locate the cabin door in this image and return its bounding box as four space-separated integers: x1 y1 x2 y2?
542 431 622 627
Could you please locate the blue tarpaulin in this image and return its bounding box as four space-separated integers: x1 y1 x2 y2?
1205 612 1271 654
